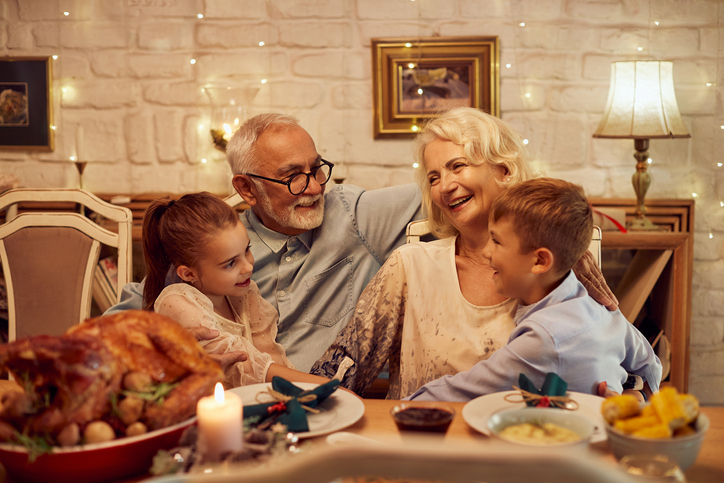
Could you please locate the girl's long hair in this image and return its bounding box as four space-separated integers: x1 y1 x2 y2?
142 191 241 310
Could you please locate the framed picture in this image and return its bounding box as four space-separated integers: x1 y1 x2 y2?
372 36 499 139
0 56 54 151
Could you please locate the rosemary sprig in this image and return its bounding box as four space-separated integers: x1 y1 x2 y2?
122 381 180 406
12 432 53 463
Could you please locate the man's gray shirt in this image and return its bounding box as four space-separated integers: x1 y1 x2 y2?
109 184 422 372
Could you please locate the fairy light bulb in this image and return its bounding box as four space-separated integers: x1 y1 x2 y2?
417 88 423 95
405 43 412 48
201 158 208 164
258 41 265 46
412 162 419 168
260 79 267 84
411 125 419 132
197 14 203 19
692 192 698 198
709 233 714 239
190 59 196 64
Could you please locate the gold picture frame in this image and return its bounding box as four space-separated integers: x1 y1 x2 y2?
372 36 499 139
0 56 54 151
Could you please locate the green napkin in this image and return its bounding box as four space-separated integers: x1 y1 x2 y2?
244 377 340 432
518 373 567 407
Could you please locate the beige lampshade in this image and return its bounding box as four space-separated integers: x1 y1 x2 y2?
593 61 690 139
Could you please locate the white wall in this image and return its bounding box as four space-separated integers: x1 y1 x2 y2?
1 0 723 404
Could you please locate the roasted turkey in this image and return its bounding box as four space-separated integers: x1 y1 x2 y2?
0 310 223 446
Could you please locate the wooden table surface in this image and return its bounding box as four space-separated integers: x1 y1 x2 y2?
1 397 722 482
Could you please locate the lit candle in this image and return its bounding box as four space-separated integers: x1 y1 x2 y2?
196 383 243 461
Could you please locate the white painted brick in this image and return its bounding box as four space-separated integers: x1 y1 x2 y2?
672 59 717 86
647 137 690 168
268 0 347 18
549 84 610 112
137 23 195 51
128 54 191 78
357 0 454 21
648 28 701 58
675 86 716 116
437 21 513 41
130 165 183 192
514 52 580 80
694 234 723 261
691 117 724 169
279 22 352 48
7 23 32 49
184 114 203 164
125 0 198 18
254 81 323 108
459 0 508 18
292 51 366 79
61 81 137 109
582 54 619 81
690 317 724 346
66 113 127 163
144 81 204 106
500 80 547 111
90 51 128 77
693 288 724 318
18 0 58 21
505 111 588 169
598 28 649 53
55 54 92 79
689 374 724 405
689 344 724 375
206 0 266 19
197 23 277 48
652 0 717 25
331 82 372 110
192 51 287 79
516 25 568 50
358 22 435 47
700 27 721 55
554 170 609 197
33 23 60 47
566 0 648 23
125 112 155 164
154 110 185 163
557 25 601 51
59 24 129 49
694 260 724 290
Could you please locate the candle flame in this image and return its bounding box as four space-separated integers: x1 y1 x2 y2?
223 123 232 134
214 383 225 404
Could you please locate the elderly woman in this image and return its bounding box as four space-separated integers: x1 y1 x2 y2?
311 107 617 399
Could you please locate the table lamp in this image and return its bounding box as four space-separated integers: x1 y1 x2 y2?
593 61 690 231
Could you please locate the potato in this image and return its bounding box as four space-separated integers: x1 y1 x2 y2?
118 396 145 425
84 421 115 444
123 372 153 392
57 423 80 447
126 422 147 437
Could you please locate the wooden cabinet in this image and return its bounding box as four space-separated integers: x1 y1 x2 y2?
590 198 694 393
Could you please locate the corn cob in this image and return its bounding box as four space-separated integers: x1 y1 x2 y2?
633 423 673 439
614 415 661 434
651 387 687 430
640 404 657 418
602 394 641 424
679 393 700 424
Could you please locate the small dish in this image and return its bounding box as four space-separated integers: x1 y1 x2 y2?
390 403 456 434
487 407 594 447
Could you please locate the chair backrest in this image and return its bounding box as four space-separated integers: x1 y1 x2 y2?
0 189 133 341
223 191 245 208
405 219 602 267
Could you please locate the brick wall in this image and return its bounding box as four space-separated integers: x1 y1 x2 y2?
1 0 722 404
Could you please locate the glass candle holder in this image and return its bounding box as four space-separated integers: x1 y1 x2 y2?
203 85 260 152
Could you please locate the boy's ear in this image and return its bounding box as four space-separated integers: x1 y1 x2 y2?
176 265 198 283
531 248 555 274
232 175 258 207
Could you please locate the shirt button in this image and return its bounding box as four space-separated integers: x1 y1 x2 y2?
277 290 286 297
285 256 292 262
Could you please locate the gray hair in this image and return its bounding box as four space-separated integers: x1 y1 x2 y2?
226 113 300 175
413 107 535 239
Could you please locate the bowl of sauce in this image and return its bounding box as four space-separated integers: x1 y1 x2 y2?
487 408 594 447
390 403 456 434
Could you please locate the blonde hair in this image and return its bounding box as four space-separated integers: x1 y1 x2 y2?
490 178 593 275
413 107 535 239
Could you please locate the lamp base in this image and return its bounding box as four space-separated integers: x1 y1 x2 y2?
626 216 663 231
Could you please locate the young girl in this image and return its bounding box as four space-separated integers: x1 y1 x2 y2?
142 191 331 388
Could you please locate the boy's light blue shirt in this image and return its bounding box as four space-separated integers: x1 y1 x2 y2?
407 271 662 402
109 184 422 372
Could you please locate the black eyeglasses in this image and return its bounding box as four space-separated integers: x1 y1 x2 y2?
245 159 334 195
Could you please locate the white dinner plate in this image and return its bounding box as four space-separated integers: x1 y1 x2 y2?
462 390 607 443
229 382 365 439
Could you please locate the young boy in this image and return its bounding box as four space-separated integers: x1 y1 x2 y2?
407 178 662 402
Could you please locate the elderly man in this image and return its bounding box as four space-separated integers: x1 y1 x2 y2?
108 113 422 371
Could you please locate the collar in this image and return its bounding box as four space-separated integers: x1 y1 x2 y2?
244 209 314 253
514 270 579 324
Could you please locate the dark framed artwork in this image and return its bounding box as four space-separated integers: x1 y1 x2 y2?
0 57 54 151
372 37 499 139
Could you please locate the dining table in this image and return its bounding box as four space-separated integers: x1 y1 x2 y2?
1 396 720 483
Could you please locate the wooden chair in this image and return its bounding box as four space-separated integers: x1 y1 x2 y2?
0 189 133 341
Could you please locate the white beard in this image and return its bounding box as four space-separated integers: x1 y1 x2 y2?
256 184 324 231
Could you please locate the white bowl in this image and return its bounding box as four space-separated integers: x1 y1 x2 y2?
487 408 594 447
605 413 709 471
